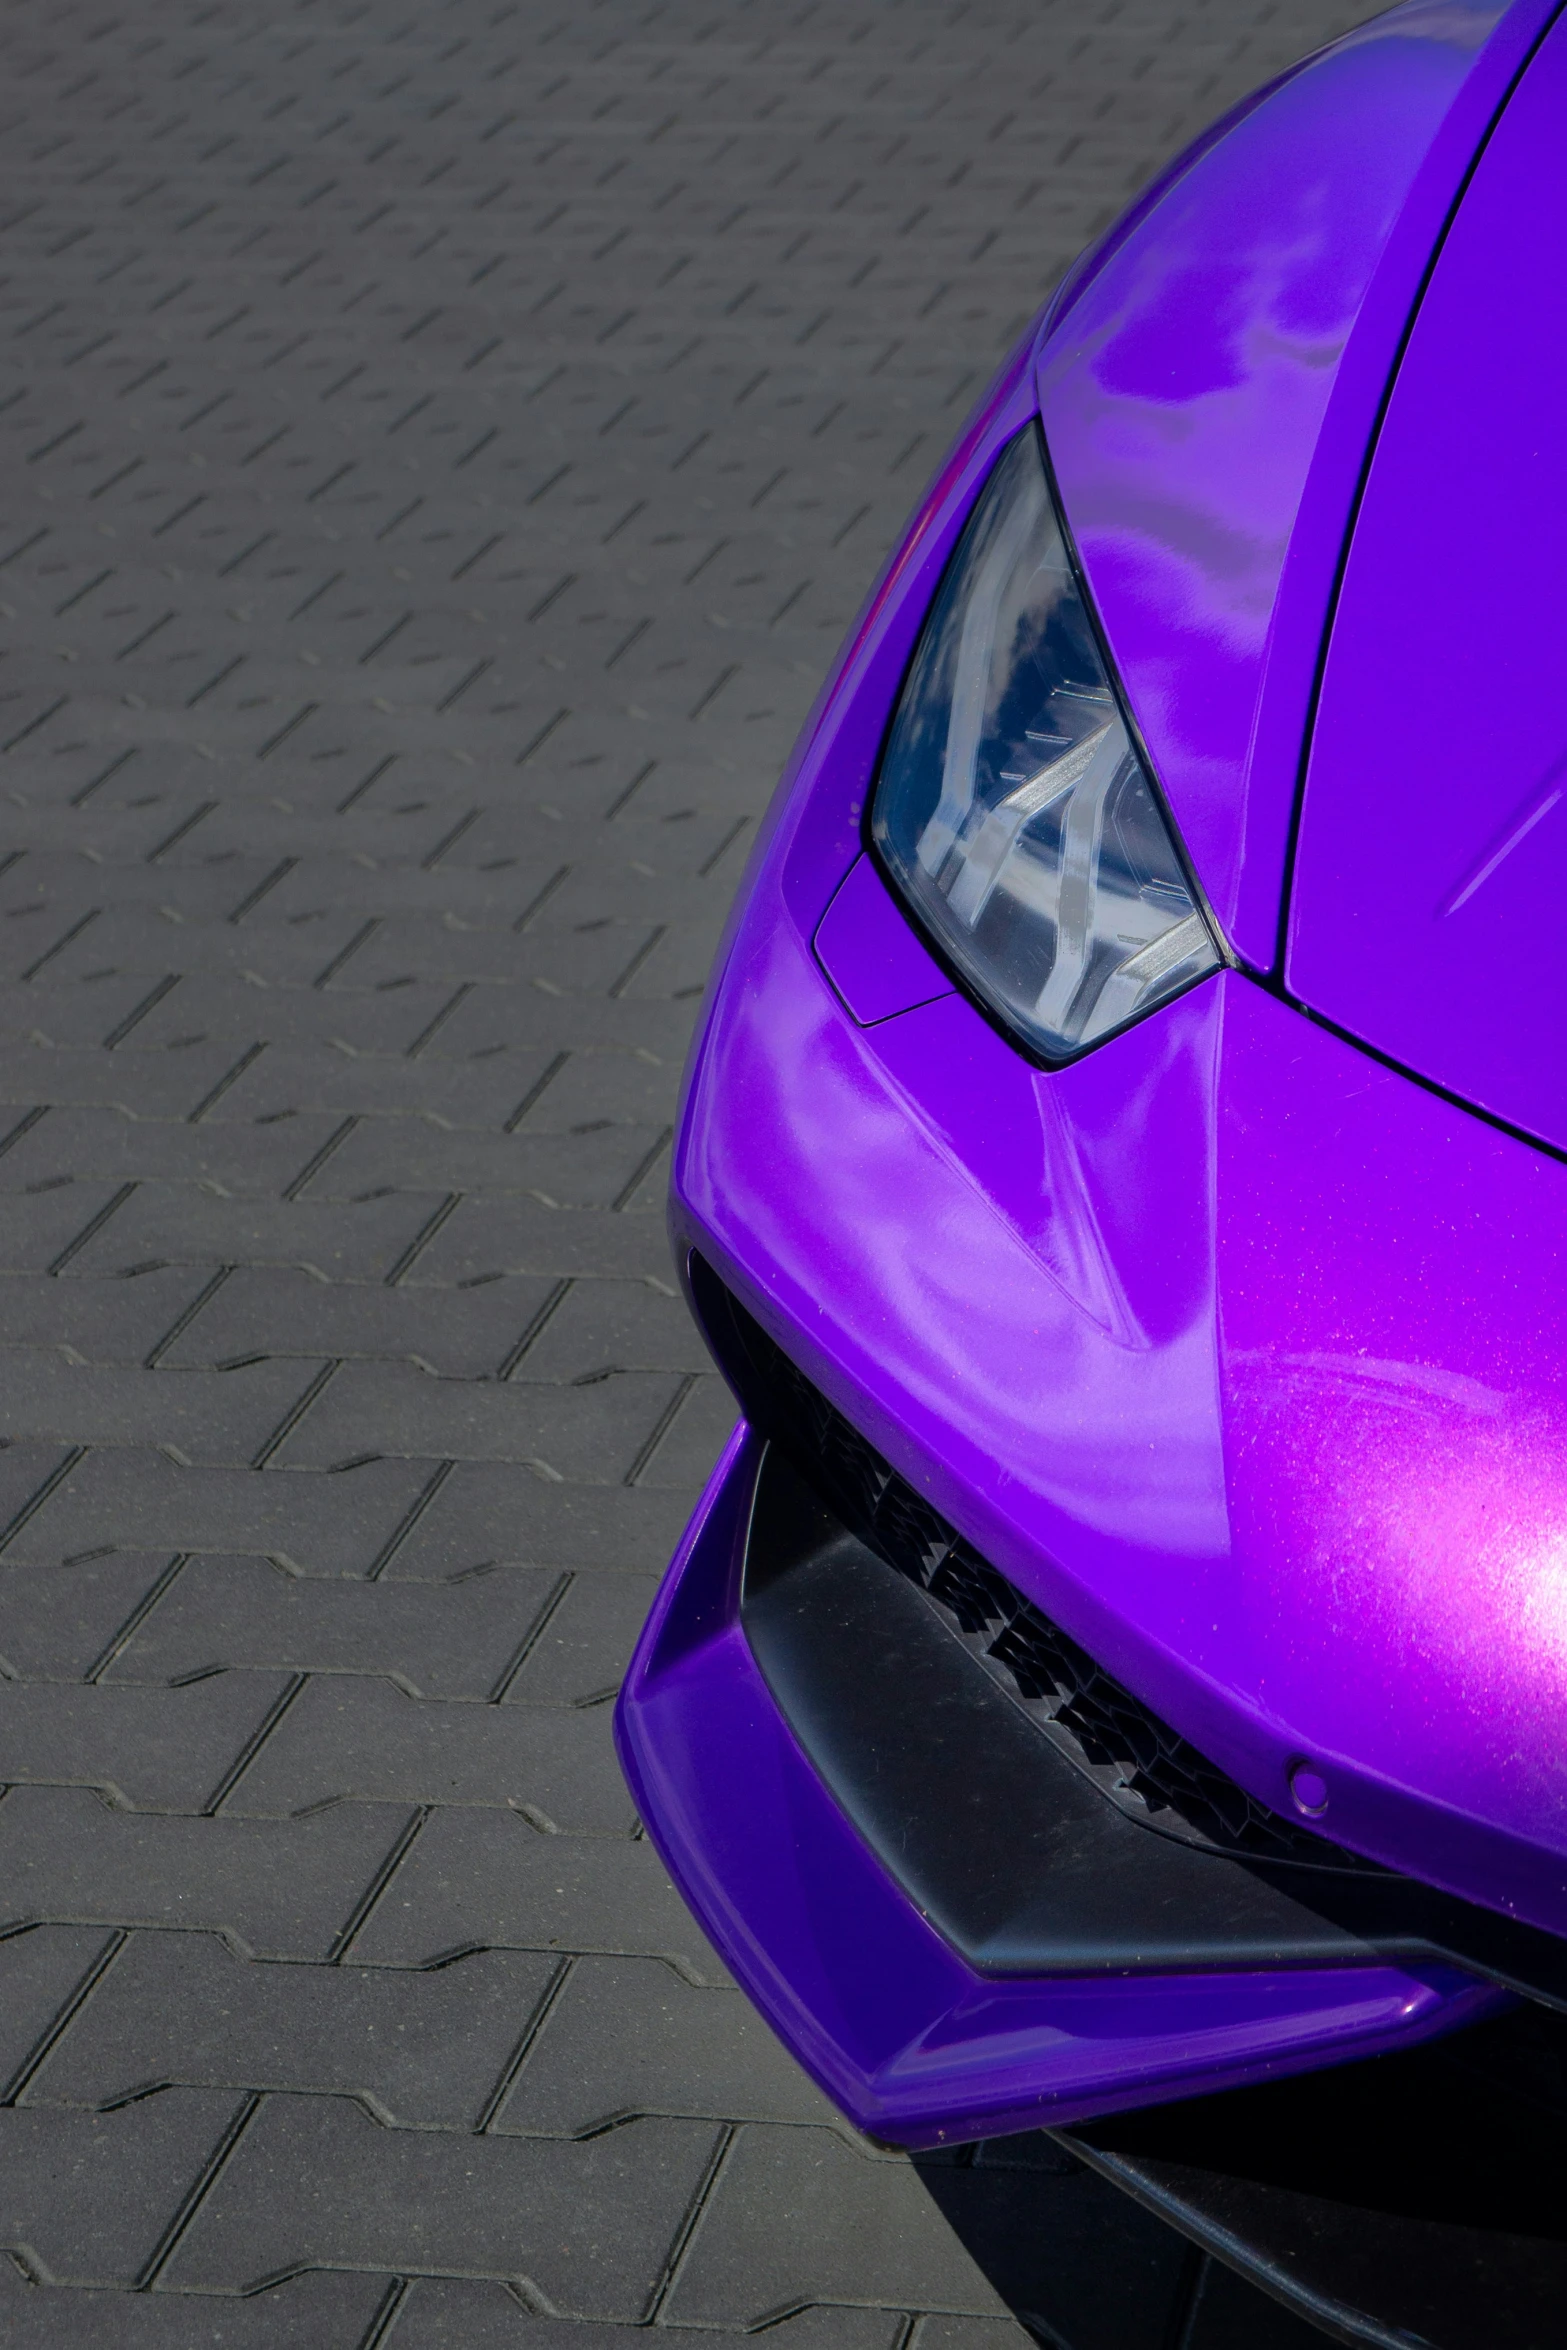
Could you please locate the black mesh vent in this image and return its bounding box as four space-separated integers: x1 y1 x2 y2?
692 1253 1376 1872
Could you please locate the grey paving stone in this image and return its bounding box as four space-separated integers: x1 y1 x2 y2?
108 1553 560 1696
0 1044 244 1125
911 2318 1041 2350
0 1106 350 1196
61 1188 450 1285
0 1552 174 1679
227 1676 634 1834
408 1199 671 1287
0 1671 292 1811
634 1373 741 1493
0 1268 211 1366
161 2095 720 2315
518 1280 712 1382
0 1352 325 1467
0 2089 242 2287
21 1449 439 1575
30 1933 556 2129
159 1263 562 1378
0 1926 116 2101
313 1119 669 1212
346 1803 729 1981
502 1572 656 1707
0 2258 391 2347
386 1465 692 1578
496 1957 836 2135
0 1785 413 1959
510 1051 683 1137
388 2284 906 2350
0 1182 144 1277
201 1042 562 1131
666 2127 1012 2324
271 1356 687 1482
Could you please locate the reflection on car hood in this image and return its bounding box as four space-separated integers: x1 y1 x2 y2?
1035 0 1549 970
1289 9 1567 1154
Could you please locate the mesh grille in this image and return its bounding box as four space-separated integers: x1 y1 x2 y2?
694 1255 1374 1872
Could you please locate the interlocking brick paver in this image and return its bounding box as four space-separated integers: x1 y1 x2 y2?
0 1926 115 2098
634 1374 742 1492
519 1280 712 1382
0 2089 242 2287
0 1351 323 1465
387 2285 914 2350
159 1263 563 1378
501 1572 657 1707
409 1198 676 1287
0 1267 210 1364
0 1785 414 1958
17 1448 440 1575
0 2258 391 2347
161 2095 720 2313
107 1552 561 1695
0 1105 350 1194
62 1187 450 1284
0 1552 175 1679
380 1461 692 1579
0 1180 144 1276
496 1957 838 2135
346 1802 728 1980
672 2129 1197 2347
228 1675 634 1833
271 1356 687 1481
914 2321 1042 2350
31 1933 556 2129
0 0 1381 2336
667 2127 1015 2324
0 1670 292 1810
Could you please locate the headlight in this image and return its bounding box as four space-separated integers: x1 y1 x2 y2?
870 424 1222 1062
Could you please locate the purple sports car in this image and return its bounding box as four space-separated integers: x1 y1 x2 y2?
618 0 1567 2335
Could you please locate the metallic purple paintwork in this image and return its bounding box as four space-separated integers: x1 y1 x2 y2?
1039 0 1556 969
1291 17 1567 1151
617 0 1567 2140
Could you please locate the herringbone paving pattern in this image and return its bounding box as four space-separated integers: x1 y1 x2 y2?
0 2 1377 2340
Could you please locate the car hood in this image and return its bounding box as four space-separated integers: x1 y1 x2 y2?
1035 0 1555 972
1288 8 1567 1153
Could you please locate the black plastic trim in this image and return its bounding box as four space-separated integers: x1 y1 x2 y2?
1061 2000 1567 2349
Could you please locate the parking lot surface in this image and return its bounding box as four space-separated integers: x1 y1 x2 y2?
0 1 1379 2341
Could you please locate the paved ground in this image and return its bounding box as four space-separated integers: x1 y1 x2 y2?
0 2 1383 2342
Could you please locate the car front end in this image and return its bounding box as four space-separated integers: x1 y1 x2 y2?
616 0 1567 2205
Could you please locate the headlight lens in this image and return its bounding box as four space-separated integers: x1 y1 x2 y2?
871 425 1221 1061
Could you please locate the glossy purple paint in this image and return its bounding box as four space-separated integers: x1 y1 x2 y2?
1038 0 1560 969
616 1426 1500 2145
618 0 1567 2144
1290 11 1567 1152
813 853 954 1027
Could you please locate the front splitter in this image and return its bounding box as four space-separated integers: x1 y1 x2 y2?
614 1424 1496 2148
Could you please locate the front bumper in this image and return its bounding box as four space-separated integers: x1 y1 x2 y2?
615 1417 1502 2146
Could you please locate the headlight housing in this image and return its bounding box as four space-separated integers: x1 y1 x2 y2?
870 425 1221 1062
